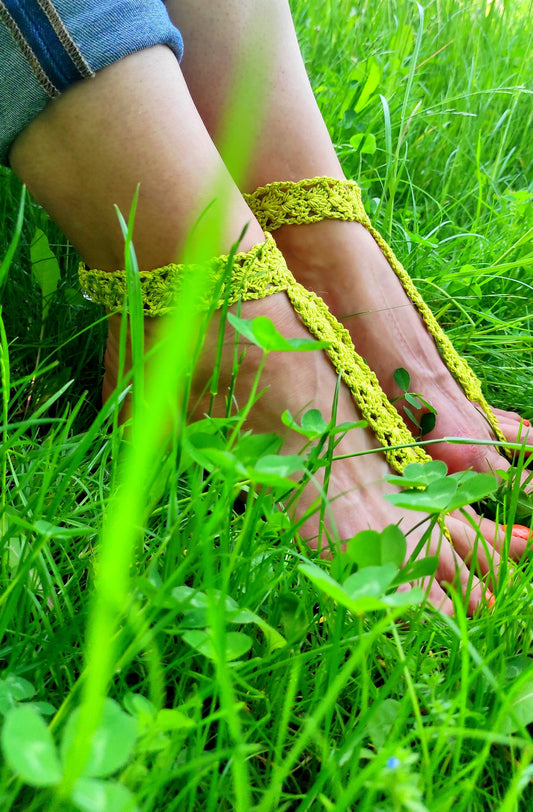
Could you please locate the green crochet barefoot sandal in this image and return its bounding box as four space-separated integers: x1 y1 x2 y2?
244 177 507 450
79 234 432 474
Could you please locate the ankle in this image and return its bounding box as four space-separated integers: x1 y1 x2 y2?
273 219 387 319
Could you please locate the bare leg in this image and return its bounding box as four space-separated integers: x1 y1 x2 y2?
9 47 263 271
9 45 266 401
166 0 530 477
9 45 514 613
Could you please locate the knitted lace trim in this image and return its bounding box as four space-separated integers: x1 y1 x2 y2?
245 177 506 448
78 233 430 474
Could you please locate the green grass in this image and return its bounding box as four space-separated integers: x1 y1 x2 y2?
1 0 533 809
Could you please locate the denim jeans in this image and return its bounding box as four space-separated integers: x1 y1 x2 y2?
0 0 183 164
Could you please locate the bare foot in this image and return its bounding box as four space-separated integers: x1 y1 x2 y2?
104 292 524 615
271 219 531 477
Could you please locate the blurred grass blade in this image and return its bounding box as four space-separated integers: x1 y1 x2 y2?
0 185 25 291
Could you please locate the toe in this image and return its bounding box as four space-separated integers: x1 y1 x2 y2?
457 504 533 558
501 523 533 557
446 511 502 579
496 415 531 445
426 582 455 616
492 406 530 427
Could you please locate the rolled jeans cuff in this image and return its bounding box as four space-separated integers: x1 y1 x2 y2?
0 0 184 164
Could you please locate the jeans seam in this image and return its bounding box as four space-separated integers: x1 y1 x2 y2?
0 2 57 95
35 0 93 79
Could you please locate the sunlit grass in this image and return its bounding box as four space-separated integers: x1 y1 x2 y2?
0 1 533 809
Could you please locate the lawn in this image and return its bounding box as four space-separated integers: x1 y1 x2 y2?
1 1 533 809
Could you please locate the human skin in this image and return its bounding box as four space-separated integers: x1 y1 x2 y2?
166 0 530 477
8 45 525 615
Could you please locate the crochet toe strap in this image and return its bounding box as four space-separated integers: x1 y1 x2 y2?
245 176 507 449
282 277 432 472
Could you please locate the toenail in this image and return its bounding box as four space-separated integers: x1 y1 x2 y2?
522 418 531 427
502 524 533 541
512 524 533 540
487 593 496 609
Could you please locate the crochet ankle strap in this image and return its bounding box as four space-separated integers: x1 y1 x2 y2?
245 177 507 449
79 232 432 473
78 234 293 317
244 177 370 232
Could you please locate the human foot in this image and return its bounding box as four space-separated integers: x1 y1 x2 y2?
103 290 524 616
270 216 531 477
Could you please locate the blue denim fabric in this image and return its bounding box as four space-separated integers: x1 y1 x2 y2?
0 0 183 164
